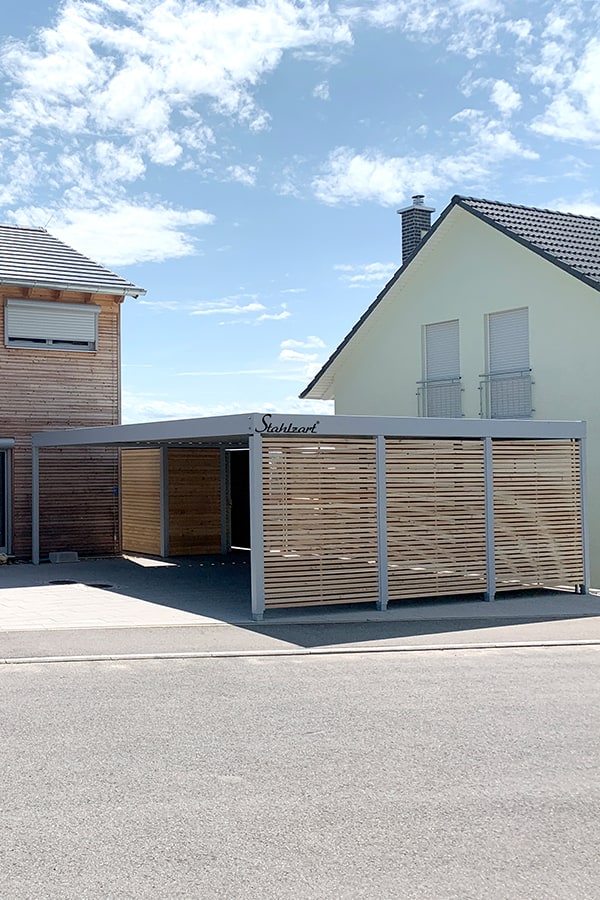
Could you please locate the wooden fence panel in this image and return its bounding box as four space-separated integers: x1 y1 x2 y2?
120 449 161 555
262 437 379 608
168 448 221 555
493 440 583 589
386 439 487 599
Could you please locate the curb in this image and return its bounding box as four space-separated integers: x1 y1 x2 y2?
2 638 600 665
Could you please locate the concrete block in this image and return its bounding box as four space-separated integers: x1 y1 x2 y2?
48 551 79 564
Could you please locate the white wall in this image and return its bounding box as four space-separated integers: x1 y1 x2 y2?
331 206 600 585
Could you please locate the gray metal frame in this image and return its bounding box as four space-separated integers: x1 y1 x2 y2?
0 444 13 555
30 413 588 616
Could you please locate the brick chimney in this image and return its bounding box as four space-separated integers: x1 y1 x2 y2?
397 194 436 264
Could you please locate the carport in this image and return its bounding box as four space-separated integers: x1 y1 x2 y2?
31 413 588 620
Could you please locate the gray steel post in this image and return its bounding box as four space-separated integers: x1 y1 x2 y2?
376 435 389 611
32 446 40 565
483 437 496 602
6 448 12 556
249 434 265 620
579 438 590 594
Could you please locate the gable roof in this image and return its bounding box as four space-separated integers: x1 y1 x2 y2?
301 195 600 400
457 197 600 286
0 224 146 297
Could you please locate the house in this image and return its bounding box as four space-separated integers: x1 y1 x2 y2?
0 225 145 560
302 194 600 584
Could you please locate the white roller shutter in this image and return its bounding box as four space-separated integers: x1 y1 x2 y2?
5 299 99 349
425 319 460 379
486 307 531 418
423 320 461 417
488 307 529 374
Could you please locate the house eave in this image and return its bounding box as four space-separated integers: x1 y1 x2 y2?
0 276 147 298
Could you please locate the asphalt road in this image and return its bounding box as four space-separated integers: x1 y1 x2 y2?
2 647 600 899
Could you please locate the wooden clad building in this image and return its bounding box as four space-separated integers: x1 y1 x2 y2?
0 225 145 559
31 413 588 619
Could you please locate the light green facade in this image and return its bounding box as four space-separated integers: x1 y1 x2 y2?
328 206 600 584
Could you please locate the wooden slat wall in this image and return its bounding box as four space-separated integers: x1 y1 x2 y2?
0 286 122 557
386 439 487 599
168 448 221 555
121 449 161 556
262 437 379 608
493 440 583 589
39 447 119 555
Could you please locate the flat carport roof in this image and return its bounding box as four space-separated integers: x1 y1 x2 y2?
31 412 589 619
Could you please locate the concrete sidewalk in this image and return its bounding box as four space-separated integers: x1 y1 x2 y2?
2 555 600 660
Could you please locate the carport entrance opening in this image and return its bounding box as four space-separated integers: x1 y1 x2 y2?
227 449 250 550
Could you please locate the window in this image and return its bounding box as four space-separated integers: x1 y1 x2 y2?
418 319 462 417
481 307 532 418
4 299 100 351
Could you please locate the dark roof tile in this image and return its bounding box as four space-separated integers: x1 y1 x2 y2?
0 224 146 296
457 197 600 284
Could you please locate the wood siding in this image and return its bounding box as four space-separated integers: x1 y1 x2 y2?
168 448 221 555
262 437 379 608
259 435 584 610
386 439 487 600
494 440 583 589
0 286 122 557
120 449 162 556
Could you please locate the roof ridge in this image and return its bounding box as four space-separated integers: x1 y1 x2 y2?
455 195 600 222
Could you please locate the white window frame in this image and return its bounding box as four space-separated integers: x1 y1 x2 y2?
419 319 462 417
4 299 100 352
482 306 532 419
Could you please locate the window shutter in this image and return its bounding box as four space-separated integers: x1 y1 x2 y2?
5 299 99 347
488 307 529 374
424 320 460 380
423 320 461 417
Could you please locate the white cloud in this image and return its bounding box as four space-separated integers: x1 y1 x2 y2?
10 199 215 266
280 336 326 349
226 164 258 186
257 306 292 321
490 79 521 115
191 300 265 316
0 0 352 152
335 261 397 285
532 37 600 143
313 81 330 100
121 390 333 423
279 349 319 362
313 107 538 205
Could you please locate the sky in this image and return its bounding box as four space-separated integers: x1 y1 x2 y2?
1 0 599 423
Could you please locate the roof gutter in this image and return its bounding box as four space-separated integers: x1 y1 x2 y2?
0 276 146 297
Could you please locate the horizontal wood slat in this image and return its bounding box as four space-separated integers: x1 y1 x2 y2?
121 449 161 556
168 448 221 555
493 440 583 589
386 439 487 600
262 437 379 607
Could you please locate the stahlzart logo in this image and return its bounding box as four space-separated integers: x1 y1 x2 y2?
255 414 320 435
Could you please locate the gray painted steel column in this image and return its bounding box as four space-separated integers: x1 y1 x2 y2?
32 446 40 565
160 446 169 558
376 435 389 611
5 448 12 556
483 437 496 602
249 433 265 620
579 438 590 593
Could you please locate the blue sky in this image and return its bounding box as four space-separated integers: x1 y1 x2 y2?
1 0 599 422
